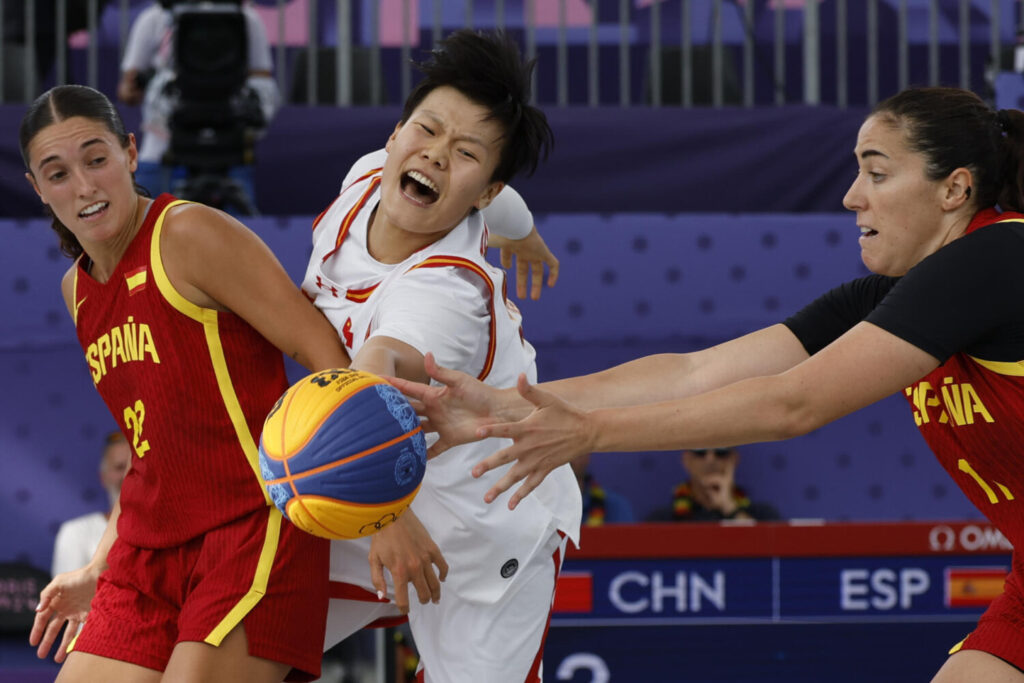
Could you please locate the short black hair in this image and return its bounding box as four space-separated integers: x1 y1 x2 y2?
401 29 553 184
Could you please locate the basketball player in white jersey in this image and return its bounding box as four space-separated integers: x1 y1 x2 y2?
301 30 581 682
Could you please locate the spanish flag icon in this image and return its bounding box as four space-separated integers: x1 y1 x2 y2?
945 567 1008 608
125 266 148 295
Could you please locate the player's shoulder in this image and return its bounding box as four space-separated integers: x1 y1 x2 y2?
161 200 238 240
393 254 495 309
341 149 387 191
160 201 266 266
911 218 1024 282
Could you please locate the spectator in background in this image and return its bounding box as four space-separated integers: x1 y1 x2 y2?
648 447 779 522
572 453 635 525
51 432 131 577
116 0 279 201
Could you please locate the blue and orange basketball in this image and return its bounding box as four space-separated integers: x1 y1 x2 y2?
258 368 426 540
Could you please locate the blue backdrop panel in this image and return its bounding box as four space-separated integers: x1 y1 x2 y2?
1 212 981 574
0 103 866 218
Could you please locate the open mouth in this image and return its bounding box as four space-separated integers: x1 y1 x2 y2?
859 227 878 239
79 201 109 219
401 170 440 205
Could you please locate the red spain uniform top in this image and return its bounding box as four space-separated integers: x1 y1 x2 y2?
72 193 288 548
903 212 1024 552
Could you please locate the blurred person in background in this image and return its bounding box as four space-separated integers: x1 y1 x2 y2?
647 447 779 522
572 453 634 525
51 431 131 578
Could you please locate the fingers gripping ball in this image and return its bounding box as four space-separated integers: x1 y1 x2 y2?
258 369 426 540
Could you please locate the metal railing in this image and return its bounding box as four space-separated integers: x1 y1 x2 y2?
2 0 1022 108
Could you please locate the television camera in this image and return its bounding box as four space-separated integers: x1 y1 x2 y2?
159 0 266 214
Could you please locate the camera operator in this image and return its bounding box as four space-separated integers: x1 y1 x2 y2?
117 0 279 209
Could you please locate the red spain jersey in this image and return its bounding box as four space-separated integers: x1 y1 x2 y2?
73 194 288 548
903 215 1024 553
907 355 1024 548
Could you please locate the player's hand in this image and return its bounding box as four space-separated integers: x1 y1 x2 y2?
491 226 560 300
368 509 448 615
386 353 511 459
474 374 595 510
29 566 99 662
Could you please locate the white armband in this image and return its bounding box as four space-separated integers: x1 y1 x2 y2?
481 186 533 240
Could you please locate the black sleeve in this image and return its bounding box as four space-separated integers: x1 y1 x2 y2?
783 275 898 356
785 224 1024 362
865 225 1024 362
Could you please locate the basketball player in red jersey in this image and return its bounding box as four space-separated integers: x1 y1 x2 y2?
397 87 1024 683
20 84 350 682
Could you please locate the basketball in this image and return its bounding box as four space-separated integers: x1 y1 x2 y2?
258 368 426 540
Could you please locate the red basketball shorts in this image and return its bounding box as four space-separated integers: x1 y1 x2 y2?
953 565 1024 673
71 506 329 682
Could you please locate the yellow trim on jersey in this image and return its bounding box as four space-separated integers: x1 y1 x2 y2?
150 200 203 321
65 627 82 654
204 507 283 646
72 261 81 326
150 200 270 504
948 637 966 655
968 355 1024 377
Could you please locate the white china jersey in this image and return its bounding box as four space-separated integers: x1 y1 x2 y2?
302 150 581 603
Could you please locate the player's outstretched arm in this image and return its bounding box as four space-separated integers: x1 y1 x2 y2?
475 321 940 509
393 326 810 458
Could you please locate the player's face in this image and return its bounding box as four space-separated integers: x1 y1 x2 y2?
843 115 951 276
25 116 139 248
379 86 505 243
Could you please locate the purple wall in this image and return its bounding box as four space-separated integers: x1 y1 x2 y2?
0 104 866 218
1 211 982 576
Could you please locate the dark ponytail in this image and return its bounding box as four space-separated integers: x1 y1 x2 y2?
995 108 1024 212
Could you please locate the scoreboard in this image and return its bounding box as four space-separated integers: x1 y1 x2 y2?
545 521 1012 682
